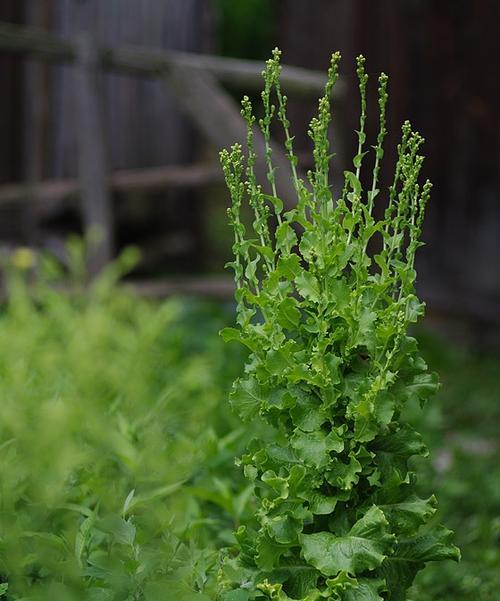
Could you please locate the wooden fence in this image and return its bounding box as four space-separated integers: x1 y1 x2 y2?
0 21 342 278
0 20 497 329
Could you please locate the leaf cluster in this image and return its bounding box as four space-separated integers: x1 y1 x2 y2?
219 49 459 600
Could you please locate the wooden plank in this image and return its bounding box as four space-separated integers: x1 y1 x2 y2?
0 179 78 207
0 20 75 62
22 0 52 244
108 47 344 96
164 65 301 210
0 164 222 209
0 6 23 183
124 276 235 299
0 275 236 303
0 21 342 97
74 33 113 275
110 163 221 191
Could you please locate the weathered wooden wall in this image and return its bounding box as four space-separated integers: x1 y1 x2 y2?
2 0 500 318
16 0 214 272
0 0 22 184
277 0 500 321
37 0 212 177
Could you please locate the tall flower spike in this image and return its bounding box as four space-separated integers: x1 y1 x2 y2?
369 72 389 213
354 55 369 178
308 51 341 216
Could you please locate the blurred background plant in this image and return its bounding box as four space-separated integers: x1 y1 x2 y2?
405 333 500 600
0 244 253 600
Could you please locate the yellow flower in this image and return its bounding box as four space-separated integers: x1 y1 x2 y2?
12 247 36 271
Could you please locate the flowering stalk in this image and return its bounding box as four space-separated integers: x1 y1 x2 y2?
219 49 459 601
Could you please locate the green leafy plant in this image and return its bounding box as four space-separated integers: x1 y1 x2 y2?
219 49 460 600
0 245 249 600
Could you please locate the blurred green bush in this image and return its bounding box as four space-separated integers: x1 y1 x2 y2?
407 331 500 601
0 244 252 600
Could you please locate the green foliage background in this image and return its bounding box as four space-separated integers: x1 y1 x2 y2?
0 248 250 600
216 0 274 59
0 249 498 599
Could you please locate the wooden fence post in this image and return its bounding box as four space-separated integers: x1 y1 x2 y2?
74 32 113 276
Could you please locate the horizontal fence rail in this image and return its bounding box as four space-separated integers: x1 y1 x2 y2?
0 164 222 211
0 21 342 96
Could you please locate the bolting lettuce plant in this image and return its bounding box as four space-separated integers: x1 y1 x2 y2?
218 49 459 601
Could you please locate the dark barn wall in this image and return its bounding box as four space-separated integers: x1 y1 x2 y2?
47 0 211 177
277 0 500 321
18 0 214 272
0 1 23 184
